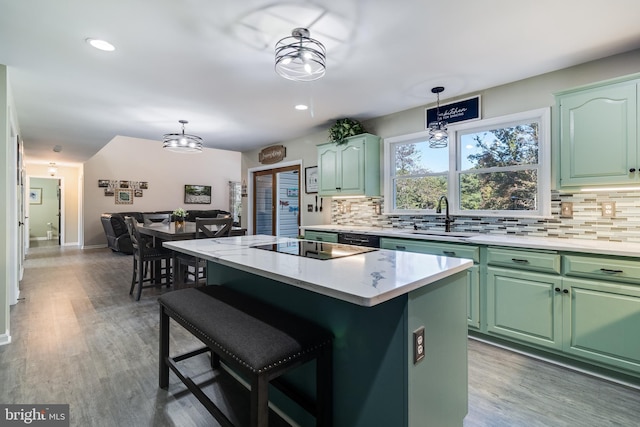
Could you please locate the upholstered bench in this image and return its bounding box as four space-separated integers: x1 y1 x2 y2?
158 286 333 427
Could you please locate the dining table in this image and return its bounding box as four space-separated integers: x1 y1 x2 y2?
137 221 246 286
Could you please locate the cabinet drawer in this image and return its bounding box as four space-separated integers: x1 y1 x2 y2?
303 230 338 243
486 247 560 274
380 238 479 263
563 255 640 285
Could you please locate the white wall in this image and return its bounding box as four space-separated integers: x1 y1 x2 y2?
84 136 241 247
241 48 640 228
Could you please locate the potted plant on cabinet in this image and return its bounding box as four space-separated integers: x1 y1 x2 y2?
328 118 366 145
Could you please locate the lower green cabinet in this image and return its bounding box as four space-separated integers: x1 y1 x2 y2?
381 237 480 329
303 230 338 243
486 267 563 349
563 277 640 374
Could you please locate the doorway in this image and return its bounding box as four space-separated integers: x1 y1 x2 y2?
252 164 300 238
27 177 62 247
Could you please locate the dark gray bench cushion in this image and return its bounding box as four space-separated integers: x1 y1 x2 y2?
158 286 332 374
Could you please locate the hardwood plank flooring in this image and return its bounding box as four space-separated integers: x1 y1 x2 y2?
1 246 639 426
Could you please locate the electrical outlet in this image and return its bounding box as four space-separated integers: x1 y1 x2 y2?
602 201 616 218
560 202 573 218
413 327 425 364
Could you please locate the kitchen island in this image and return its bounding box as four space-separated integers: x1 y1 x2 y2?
163 235 473 427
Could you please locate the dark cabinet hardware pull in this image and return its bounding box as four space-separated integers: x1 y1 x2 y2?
443 251 456 256
554 287 561 292
600 268 623 274
316 237 323 241
511 258 529 263
563 289 569 294
396 246 406 250
630 168 636 173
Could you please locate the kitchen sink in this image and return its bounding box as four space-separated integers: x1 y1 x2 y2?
410 230 478 239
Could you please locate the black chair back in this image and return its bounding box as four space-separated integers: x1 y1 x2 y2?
195 217 233 239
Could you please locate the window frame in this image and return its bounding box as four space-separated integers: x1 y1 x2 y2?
383 107 551 218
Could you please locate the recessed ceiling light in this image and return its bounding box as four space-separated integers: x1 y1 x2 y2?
294 104 309 111
86 38 115 52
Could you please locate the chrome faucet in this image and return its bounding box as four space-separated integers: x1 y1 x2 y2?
436 195 454 232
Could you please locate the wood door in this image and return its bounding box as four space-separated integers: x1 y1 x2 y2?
252 165 300 237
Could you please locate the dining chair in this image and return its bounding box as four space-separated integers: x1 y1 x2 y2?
175 217 233 288
125 216 173 301
143 213 171 226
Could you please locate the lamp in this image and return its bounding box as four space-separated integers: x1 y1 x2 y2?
48 162 57 176
163 120 203 153
428 86 448 148
275 28 326 82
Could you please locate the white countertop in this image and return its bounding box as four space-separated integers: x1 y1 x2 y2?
163 235 473 307
301 225 640 258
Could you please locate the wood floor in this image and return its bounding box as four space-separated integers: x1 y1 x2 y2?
1 246 639 426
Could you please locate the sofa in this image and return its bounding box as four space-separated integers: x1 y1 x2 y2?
101 210 231 254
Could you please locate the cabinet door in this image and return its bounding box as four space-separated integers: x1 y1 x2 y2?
381 238 480 329
562 277 640 374
337 139 365 195
487 267 563 349
467 265 481 330
318 145 339 194
559 82 638 186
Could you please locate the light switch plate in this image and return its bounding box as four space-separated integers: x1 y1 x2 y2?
602 201 616 218
560 202 573 218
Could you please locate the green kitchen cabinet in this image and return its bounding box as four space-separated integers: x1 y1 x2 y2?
486 267 563 349
556 76 639 187
303 230 338 243
381 237 481 329
317 133 381 197
562 277 640 374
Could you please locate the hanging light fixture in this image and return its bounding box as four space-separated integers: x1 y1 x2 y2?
48 162 57 176
275 27 326 82
428 86 448 148
163 120 203 153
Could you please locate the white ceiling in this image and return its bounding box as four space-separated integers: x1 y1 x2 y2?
2 0 640 164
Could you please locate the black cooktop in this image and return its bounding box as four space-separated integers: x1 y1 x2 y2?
252 241 377 260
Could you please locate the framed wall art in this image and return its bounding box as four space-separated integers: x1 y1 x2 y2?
184 184 211 204
115 188 134 204
305 166 318 194
29 188 42 204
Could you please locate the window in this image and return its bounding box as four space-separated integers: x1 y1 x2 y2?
384 108 551 217
384 131 449 213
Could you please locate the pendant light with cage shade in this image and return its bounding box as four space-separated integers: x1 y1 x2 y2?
163 120 203 153
428 87 448 148
275 28 326 82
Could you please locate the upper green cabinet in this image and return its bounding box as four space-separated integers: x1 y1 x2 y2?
317 133 381 197
556 76 639 187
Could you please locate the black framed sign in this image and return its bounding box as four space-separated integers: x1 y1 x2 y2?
305 166 318 194
426 95 481 128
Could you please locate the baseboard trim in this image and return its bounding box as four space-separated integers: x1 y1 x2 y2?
0 331 12 346
468 334 640 391
82 244 108 250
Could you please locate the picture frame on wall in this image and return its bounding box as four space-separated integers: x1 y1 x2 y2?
184 184 212 204
104 189 114 197
29 188 42 204
305 166 318 194
115 189 134 204
98 179 110 188
134 189 143 197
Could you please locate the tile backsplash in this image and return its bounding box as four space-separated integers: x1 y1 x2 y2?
330 190 640 243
